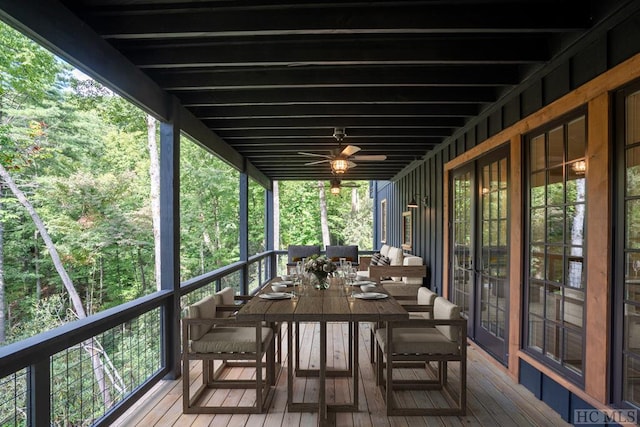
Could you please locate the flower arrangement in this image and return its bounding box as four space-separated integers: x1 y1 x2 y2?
304 254 337 289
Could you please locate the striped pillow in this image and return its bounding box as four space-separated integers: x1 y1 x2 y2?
370 252 382 265
378 255 391 266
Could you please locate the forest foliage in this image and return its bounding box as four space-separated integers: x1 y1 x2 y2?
0 21 373 348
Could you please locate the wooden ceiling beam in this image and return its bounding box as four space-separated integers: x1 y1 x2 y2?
177 87 497 106
120 36 549 68
187 104 480 118
205 116 465 129
215 129 452 138
148 65 520 90
85 3 589 39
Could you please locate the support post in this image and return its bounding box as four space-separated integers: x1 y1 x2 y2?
239 172 249 294
160 99 181 379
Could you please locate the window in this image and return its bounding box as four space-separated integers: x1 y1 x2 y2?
380 199 387 243
525 113 587 382
618 87 640 407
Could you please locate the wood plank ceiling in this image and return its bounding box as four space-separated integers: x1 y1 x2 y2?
58 0 591 181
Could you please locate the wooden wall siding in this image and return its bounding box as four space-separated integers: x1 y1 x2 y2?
373 12 640 409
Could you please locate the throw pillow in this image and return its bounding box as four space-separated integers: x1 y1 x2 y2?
370 252 382 266
378 255 391 266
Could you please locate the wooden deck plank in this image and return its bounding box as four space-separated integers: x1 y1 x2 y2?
114 322 571 427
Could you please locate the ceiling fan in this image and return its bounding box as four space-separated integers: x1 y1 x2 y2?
328 178 359 195
298 128 387 174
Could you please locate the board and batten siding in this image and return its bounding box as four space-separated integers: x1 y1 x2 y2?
373 9 640 419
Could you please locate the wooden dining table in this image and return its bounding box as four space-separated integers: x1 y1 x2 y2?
236 278 409 426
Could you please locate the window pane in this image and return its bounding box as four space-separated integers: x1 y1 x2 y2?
626 145 640 197
626 253 640 302
624 355 640 404
626 199 640 249
531 134 546 171
566 247 584 289
531 208 545 243
627 90 640 145
528 316 544 352
529 282 544 316
547 167 564 205
548 126 564 167
566 164 586 203
564 289 584 327
546 284 561 320
547 206 564 243
546 245 563 283
564 329 583 374
567 116 586 162
530 246 545 279
545 323 561 362
565 204 585 246
531 171 546 207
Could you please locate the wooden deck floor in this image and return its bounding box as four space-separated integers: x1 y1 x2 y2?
113 322 570 427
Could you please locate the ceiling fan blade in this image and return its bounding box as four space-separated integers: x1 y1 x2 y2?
340 145 361 157
351 154 387 161
298 151 332 159
342 183 360 187
348 161 358 168
304 159 330 166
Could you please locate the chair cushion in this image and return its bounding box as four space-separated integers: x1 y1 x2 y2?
376 327 460 355
191 326 274 354
434 297 461 341
288 245 321 263
403 256 424 285
418 287 437 306
380 244 391 257
386 247 404 281
187 296 217 340
214 287 236 318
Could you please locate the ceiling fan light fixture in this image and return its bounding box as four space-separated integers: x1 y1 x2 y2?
331 158 349 174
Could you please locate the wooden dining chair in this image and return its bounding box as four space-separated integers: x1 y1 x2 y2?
374 296 467 416
182 294 276 413
369 287 436 364
215 286 282 363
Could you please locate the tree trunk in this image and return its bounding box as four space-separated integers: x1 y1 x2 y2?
34 230 41 300
137 246 147 295
146 115 161 291
0 163 86 318
318 181 330 247
0 163 116 407
273 180 280 250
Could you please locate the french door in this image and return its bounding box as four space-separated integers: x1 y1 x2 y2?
450 147 510 365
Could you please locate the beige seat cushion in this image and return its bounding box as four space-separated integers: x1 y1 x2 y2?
433 297 461 341
187 296 217 340
403 256 424 285
376 327 459 355
191 326 274 354
214 287 236 318
418 287 437 306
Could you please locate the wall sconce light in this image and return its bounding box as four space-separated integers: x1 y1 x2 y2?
408 195 429 209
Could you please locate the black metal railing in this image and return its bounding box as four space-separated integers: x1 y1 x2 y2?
0 250 283 427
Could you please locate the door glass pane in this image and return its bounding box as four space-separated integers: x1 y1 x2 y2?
626 199 640 249
546 284 561 321
547 167 564 205
624 355 640 404
625 253 640 302
530 245 545 279
566 163 586 203
626 145 640 196
531 134 546 171
531 208 545 243
529 282 544 316
567 116 586 162
547 206 564 243
531 171 546 206
627 90 640 145
548 126 564 167
528 316 544 352
563 289 584 327
545 323 561 361
564 329 583 374
565 206 585 247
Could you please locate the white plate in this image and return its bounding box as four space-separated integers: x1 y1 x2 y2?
259 292 293 300
277 280 293 286
353 280 376 286
354 292 388 300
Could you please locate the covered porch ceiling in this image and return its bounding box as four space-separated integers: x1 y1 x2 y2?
1 0 600 181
